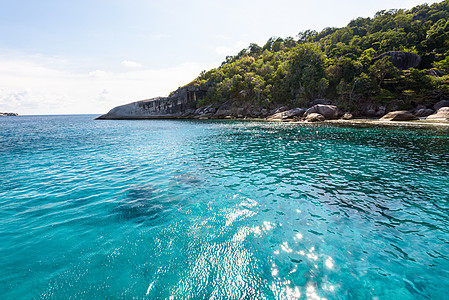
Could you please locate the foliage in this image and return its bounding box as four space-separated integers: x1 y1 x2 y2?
192 0 449 110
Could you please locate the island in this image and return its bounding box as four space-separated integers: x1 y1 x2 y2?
97 0 449 123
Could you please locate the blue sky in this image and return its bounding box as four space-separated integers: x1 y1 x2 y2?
0 0 441 114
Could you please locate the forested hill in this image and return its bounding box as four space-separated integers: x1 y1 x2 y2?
188 0 449 113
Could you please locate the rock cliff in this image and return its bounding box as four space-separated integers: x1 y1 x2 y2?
96 84 211 119
373 51 421 69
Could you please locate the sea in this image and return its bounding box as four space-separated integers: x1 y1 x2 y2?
1 114 448 299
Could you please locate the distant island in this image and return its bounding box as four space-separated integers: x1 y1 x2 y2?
0 112 18 117
97 0 449 122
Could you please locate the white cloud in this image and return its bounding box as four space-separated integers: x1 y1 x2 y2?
121 60 142 68
0 55 214 115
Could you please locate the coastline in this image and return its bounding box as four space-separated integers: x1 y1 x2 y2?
96 114 449 128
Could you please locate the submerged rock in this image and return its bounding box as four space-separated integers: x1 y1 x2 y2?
426 107 449 121
114 185 182 225
114 186 160 223
380 111 419 121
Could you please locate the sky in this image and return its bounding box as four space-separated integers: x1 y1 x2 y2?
0 0 442 115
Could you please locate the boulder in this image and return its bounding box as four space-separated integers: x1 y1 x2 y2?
267 108 305 120
306 113 325 122
260 108 269 117
250 108 261 117
341 113 353 120
233 107 245 117
365 108 377 117
182 109 196 116
270 106 290 115
310 99 331 106
282 108 306 119
266 112 283 120
415 108 434 117
207 107 216 114
305 104 339 119
374 51 421 69
426 107 449 121
428 69 445 77
215 102 232 117
433 100 449 111
194 107 204 115
376 106 386 117
380 111 419 121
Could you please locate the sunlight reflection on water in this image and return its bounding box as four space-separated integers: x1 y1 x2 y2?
0 117 448 298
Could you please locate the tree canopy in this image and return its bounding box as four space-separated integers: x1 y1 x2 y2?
189 0 449 111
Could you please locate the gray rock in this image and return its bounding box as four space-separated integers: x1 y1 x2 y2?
194 107 204 115
183 109 196 116
380 111 419 121
374 51 421 69
282 108 306 119
266 112 284 120
428 69 445 77
305 104 339 119
310 99 331 106
415 108 434 117
376 106 386 117
366 108 377 117
260 108 269 117
433 100 449 111
267 108 306 120
96 84 211 119
306 113 325 122
271 106 290 115
215 102 232 117
426 107 449 121
0 112 18 116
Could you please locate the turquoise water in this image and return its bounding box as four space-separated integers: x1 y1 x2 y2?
1 115 449 299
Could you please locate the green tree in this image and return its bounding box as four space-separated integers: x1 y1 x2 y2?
369 57 399 86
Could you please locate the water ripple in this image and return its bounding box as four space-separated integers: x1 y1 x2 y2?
0 117 448 298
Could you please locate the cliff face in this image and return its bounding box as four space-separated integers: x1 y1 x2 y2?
96 84 210 119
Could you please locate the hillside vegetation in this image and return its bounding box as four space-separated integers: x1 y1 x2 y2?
189 0 449 114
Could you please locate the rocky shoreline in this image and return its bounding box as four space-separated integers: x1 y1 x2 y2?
97 97 449 125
